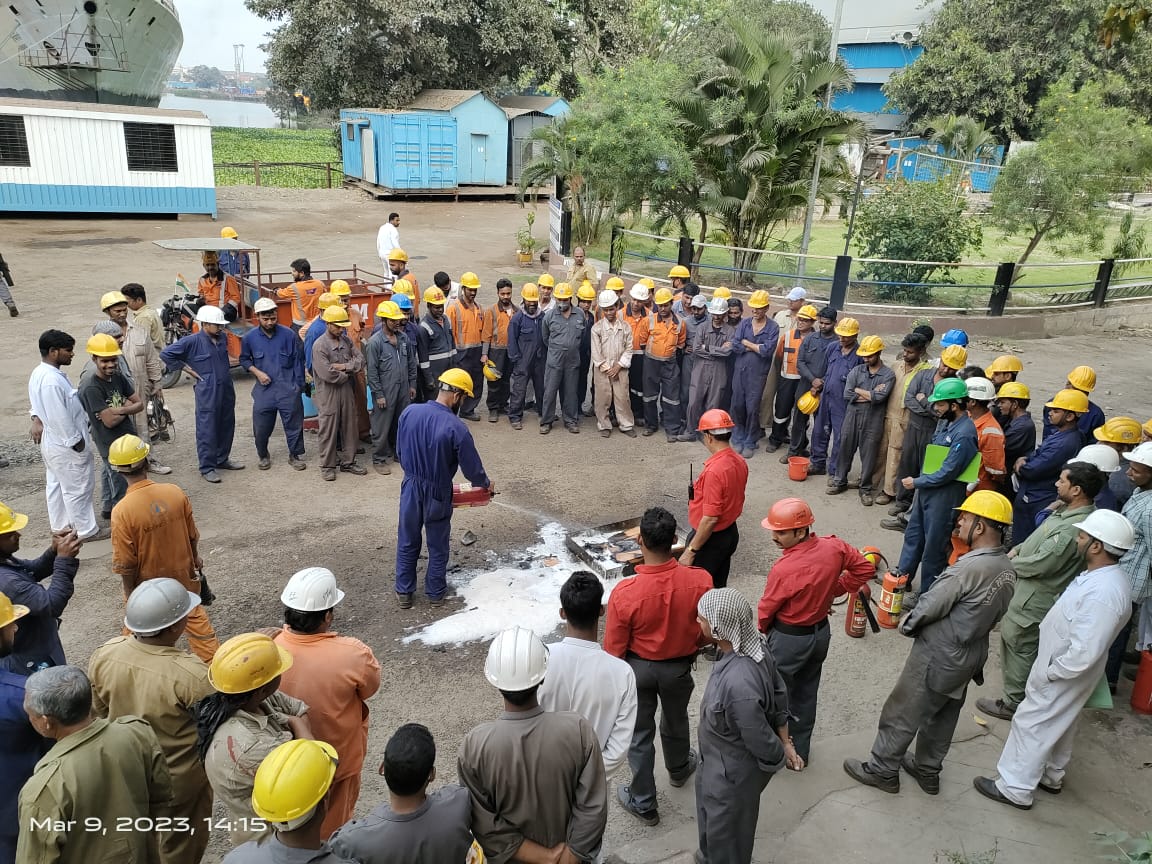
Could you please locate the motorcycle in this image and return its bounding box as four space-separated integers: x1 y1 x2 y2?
159 288 201 388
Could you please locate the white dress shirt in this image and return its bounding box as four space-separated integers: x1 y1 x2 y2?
377 221 401 267
538 636 638 776
28 361 89 448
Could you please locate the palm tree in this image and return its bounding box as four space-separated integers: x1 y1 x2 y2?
920 114 999 191
671 24 864 283
518 121 612 246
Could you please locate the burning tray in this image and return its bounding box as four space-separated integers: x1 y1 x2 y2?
566 517 688 580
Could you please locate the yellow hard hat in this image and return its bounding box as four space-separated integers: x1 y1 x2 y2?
1046 388 1089 414
317 292 339 310
0 502 29 536
653 287 674 305
537 273 556 288
220 226 239 240
577 283 597 302
86 333 122 357
797 304 818 320
856 335 884 356
521 283 540 302
1093 416 1142 445
391 278 414 298
0 590 30 630
712 286 732 300
387 248 408 263
553 282 574 300
955 489 1013 525
328 279 351 297
637 277 656 290
460 272 481 290
252 739 339 829
483 360 502 382
985 354 1023 375
100 290 129 310
108 434 150 468
375 300 404 320
668 264 692 279
940 344 968 370
1144 418 1152 440
1067 365 1097 393
438 368 475 398
606 276 625 291
322 305 351 326
797 390 820 415
209 633 294 694
423 286 446 305
834 317 860 337
997 381 1031 400
748 290 770 309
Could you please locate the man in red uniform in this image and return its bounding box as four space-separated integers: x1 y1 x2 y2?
604 507 712 827
757 497 873 763
680 409 748 590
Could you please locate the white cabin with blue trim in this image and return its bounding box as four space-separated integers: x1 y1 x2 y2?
0 98 217 216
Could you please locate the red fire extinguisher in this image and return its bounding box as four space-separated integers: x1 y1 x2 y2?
845 584 880 638
876 570 908 629
451 483 494 508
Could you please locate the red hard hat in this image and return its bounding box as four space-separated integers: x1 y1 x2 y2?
761 498 815 531
697 409 735 433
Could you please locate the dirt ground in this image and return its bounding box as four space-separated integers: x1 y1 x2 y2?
1 187 1149 862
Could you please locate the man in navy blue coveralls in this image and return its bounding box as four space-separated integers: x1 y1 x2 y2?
240 299 306 470
394 369 494 609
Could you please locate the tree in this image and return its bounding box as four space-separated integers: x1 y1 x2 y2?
852 180 983 304
189 65 225 89
885 0 1152 140
990 82 1152 277
671 24 864 283
633 0 830 62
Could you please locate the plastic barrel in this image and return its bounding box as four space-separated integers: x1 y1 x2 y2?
1132 650 1152 715
788 456 810 481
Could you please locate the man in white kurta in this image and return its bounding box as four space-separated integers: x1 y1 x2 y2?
28 330 99 540
975 509 1135 809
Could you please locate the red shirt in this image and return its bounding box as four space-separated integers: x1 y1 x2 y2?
604 559 714 661
757 534 874 630
688 446 748 531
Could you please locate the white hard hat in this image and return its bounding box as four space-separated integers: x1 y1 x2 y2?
787 286 808 301
964 377 997 402
1073 509 1136 551
196 305 227 325
281 567 346 612
1071 443 1121 473
253 297 278 314
629 284 650 302
708 297 728 316
690 294 708 309
123 578 200 633
484 626 548 691
597 289 618 309
1125 441 1152 469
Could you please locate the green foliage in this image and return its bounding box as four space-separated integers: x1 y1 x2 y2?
885 0 1152 140
990 81 1152 275
921 115 999 164
211 128 339 163
1102 3 1152 46
188 65 225 89
1111 212 1149 274
852 180 983 304
516 212 540 254
1095 830 1152 862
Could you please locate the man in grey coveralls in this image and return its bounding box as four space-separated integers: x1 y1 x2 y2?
540 286 586 434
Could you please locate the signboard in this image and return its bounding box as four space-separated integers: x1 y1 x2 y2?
548 186 571 258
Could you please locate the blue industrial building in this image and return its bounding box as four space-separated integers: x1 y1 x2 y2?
339 109 457 192
406 89 509 186
832 41 923 131
883 136 1005 192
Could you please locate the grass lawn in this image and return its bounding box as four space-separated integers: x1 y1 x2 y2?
211 127 340 187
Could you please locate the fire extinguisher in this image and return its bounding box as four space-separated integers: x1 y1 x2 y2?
451 483 494 508
876 570 909 629
845 584 880 638
861 545 889 583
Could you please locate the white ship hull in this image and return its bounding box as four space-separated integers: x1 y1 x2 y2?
0 0 182 107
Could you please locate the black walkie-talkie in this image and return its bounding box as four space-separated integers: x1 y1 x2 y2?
688 463 695 500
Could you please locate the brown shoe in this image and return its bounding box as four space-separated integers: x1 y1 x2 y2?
374 463 392 475
621 428 638 438
874 493 893 505
322 468 336 481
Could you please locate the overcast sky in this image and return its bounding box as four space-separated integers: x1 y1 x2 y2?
175 0 273 72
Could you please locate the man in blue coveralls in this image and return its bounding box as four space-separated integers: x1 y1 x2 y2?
240 297 306 472
1012 389 1087 545
161 305 244 484
808 317 863 476
893 377 979 605
394 368 494 610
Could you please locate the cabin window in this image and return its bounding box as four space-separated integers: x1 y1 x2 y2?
0 114 31 167
123 122 178 172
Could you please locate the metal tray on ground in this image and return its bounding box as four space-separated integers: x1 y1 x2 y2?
566 516 688 580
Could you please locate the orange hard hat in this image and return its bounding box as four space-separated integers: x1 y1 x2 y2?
697 409 735 433
762 498 815 531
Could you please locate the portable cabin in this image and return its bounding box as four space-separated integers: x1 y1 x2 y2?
0 98 216 215
405 90 508 186
340 109 457 192
498 95 570 185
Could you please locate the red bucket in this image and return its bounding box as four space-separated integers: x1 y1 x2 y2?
788 456 810 482
1132 650 1152 715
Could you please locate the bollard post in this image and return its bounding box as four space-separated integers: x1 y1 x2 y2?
987 262 1015 316
829 256 852 310
326 162 334 188
677 236 695 269
1092 258 1114 308
253 161 261 187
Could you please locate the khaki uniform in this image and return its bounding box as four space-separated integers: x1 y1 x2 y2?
123 319 164 400
874 358 930 496
311 331 366 471
203 692 308 848
18 717 173 864
132 304 165 351
89 636 215 864
589 316 635 432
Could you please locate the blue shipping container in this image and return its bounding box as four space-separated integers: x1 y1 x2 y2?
339 110 458 191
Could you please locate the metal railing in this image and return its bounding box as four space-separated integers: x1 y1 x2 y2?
608 226 1152 317
214 162 341 189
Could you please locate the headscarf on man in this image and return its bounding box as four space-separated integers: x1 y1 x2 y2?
698 588 765 662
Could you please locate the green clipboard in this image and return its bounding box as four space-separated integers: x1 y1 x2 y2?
922 443 981 483
1084 675 1113 710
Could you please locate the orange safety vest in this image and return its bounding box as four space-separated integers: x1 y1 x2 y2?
636 312 686 360
446 299 484 350
277 278 325 325
481 302 514 350
780 326 804 378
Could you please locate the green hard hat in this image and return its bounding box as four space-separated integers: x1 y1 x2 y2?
928 377 969 403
